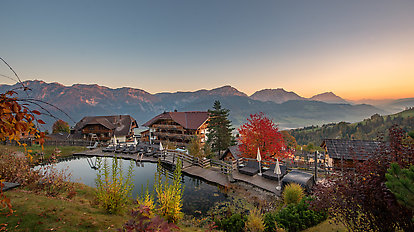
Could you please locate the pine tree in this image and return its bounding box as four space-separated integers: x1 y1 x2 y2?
207 100 234 156
385 163 414 212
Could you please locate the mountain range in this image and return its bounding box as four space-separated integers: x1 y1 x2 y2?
1 80 412 131
250 88 348 104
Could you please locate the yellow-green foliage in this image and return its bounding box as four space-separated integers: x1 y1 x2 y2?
155 160 184 223
164 140 177 150
95 157 134 214
283 183 304 205
137 186 155 217
245 208 265 232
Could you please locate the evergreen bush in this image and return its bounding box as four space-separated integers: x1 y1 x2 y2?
216 213 247 232
264 197 326 232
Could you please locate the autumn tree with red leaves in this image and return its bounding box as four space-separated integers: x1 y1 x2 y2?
238 113 287 160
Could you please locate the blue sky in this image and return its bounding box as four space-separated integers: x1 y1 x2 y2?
1 0 413 99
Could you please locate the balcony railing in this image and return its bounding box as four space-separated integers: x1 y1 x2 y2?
153 131 194 140
152 124 183 130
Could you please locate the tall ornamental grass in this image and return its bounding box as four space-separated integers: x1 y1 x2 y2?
283 183 304 205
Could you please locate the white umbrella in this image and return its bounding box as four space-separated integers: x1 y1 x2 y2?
257 147 262 176
274 158 281 175
113 134 117 145
159 142 164 151
274 158 282 190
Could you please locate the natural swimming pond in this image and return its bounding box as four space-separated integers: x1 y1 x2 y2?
51 155 229 216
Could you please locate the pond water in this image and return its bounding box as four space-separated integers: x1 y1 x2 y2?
51 155 228 216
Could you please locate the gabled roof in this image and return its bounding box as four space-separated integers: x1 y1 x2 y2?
321 139 383 161
74 115 137 136
220 145 241 160
143 111 209 130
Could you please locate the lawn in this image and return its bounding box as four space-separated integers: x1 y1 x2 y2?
303 219 346 232
1 184 128 231
0 144 86 160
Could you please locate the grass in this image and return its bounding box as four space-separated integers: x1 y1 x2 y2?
302 219 346 232
1 185 212 232
0 144 86 160
1 184 128 232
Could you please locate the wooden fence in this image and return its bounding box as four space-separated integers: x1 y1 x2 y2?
160 149 234 176
3 139 91 147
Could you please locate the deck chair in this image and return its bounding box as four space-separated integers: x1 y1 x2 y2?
238 160 260 176
86 142 98 149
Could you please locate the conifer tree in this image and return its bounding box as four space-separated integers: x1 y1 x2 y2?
207 100 234 156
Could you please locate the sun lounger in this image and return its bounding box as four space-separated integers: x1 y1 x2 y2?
128 145 140 154
86 142 98 149
102 145 115 152
239 160 260 176
115 145 125 153
122 145 135 153
262 164 287 181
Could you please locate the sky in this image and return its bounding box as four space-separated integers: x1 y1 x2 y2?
1 0 413 100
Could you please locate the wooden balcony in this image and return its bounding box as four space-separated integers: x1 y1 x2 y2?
153 131 194 140
152 124 183 130
82 128 111 134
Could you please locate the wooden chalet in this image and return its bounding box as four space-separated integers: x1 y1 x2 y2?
142 111 209 147
220 145 241 162
72 115 138 142
321 139 382 169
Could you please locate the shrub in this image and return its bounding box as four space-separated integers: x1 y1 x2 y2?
208 197 250 222
155 160 183 223
282 183 304 205
119 204 179 232
0 153 75 197
245 208 265 232
264 197 326 232
38 164 75 197
216 213 247 232
95 157 134 214
263 213 285 232
0 154 41 187
311 126 414 231
137 186 155 217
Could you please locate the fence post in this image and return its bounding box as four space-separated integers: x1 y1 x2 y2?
314 151 318 181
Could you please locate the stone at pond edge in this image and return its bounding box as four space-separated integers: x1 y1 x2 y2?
2 182 21 191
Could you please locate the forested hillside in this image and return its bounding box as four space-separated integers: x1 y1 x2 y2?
290 108 414 145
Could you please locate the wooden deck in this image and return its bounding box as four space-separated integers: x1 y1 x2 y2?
73 149 282 196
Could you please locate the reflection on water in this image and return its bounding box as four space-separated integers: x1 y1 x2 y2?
51 155 228 216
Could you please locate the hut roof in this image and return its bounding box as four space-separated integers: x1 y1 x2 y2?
321 139 383 161
73 115 137 137
143 111 209 130
220 145 242 160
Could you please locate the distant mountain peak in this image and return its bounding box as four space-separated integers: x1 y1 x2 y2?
250 88 305 103
208 85 247 97
310 92 348 104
